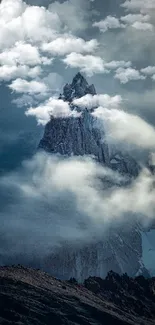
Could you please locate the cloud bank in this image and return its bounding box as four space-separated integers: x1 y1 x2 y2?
0 152 155 265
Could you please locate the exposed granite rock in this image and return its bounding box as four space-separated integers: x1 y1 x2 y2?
0 266 155 325
39 109 110 165
60 72 96 101
38 73 148 282
44 224 148 282
110 152 140 177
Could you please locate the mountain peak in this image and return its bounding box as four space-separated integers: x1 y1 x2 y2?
61 72 96 101
71 72 88 88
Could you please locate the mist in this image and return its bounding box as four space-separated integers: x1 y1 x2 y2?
0 151 155 268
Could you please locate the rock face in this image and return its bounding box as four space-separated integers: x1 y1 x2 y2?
61 72 97 101
39 73 148 281
39 111 109 164
39 73 109 165
110 152 140 177
0 266 155 325
44 224 147 282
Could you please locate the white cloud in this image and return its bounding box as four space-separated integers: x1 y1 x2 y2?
42 37 98 56
115 67 146 83
12 72 64 108
0 41 53 67
26 98 80 125
93 16 125 33
62 52 108 76
73 94 122 110
152 74 155 81
0 0 62 50
120 13 150 24
132 21 154 30
9 78 47 94
121 0 155 12
0 65 41 81
63 54 132 76
12 94 38 108
141 66 155 75
104 60 131 69
0 0 26 23
92 107 155 149
1 152 155 260
120 13 154 30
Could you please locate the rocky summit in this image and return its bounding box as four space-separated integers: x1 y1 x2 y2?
0 266 155 325
38 73 154 281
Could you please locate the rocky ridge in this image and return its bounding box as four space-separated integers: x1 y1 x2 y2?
0 266 155 325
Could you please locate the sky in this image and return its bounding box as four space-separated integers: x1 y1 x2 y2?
0 0 155 267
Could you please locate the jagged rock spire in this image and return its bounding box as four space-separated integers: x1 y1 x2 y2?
61 72 96 101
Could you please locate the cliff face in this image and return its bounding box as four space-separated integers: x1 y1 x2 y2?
38 73 148 281
39 73 110 165
39 111 110 164
45 224 148 282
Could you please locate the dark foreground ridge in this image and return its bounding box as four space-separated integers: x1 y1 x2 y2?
0 266 155 325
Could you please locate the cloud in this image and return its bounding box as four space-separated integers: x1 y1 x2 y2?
120 13 154 30
26 98 80 125
73 94 122 110
93 16 125 32
92 107 155 149
9 78 48 94
115 67 146 83
120 13 151 24
62 54 132 77
121 0 155 12
62 53 108 76
12 94 39 108
0 65 42 81
104 60 131 69
12 72 64 108
0 0 62 49
42 37 98 56
131 21 154 30
0 41 53 67
0 152 155 264
141 66 155 75
0 153 123 260
93 13 154 34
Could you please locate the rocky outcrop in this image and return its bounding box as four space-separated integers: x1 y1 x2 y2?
0 266 155 325
39 73 110 165
60 72 96 101
110 152 140 177
38 73 147 281
39 109 110 164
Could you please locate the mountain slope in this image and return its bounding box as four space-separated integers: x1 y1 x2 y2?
0 266 155 325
